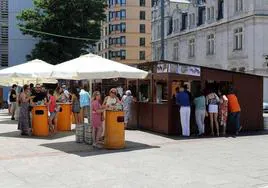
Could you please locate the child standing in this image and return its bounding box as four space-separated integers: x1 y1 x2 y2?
48 89 57 134
92 91 106 148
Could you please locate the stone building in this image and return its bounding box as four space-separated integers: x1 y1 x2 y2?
152 0 268 101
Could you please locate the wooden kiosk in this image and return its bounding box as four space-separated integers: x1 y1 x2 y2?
127 61 263 135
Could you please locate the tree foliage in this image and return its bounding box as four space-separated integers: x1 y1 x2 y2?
17 0 106 65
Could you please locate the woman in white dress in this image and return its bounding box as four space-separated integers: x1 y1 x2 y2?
121 90 134 129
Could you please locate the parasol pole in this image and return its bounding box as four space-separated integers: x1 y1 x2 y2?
89 79 92 127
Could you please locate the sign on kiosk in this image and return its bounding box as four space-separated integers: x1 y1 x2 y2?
157 63 201 77
177 65 201 77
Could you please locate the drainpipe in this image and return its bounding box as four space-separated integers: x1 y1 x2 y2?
160 0 165 60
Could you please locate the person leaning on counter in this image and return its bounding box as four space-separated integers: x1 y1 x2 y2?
31 84 47 104
103 88 121 110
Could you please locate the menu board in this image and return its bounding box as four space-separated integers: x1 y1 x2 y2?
156 64 178 73
177 65 201 77
156 63 201 77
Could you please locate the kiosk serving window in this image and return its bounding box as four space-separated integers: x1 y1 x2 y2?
139 80 150 102
155 81 168 103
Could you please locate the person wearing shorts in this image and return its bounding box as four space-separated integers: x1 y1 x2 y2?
48 90 57 134
79 86 90 124
10 84 17 120
206 90 220 136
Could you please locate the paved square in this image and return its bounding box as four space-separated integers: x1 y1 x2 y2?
0 110 268 188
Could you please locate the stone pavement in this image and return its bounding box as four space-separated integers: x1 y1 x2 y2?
0 110 268 188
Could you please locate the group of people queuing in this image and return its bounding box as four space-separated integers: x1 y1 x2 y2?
176 84 242 137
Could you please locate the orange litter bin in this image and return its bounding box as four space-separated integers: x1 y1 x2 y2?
32 105 49 137
104 110 125 149
57 103 72 131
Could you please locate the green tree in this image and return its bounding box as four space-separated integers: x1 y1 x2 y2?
17 0 106 65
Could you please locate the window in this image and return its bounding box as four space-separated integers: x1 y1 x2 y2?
181 13 188 31
140 24 146 33
0 0 8 19
234 27 243 50
173 42 179 61
207 34 215 55
0 26 8 44
120 36 126 45
167 17 173 35
139 51 146 60
197 7 206 26
140 11 146 20
189 13 195 27
140 37 145 46
218 0 224 20
120 50 126 60
207 7 214 21
105 40 108 48
188 39 195 58
116 37 121 45
140 0 146 6
121 0 126 5
116 11 121 19
1 54 8 67
157 23 161 38
235 0 243 12
120 22 126 32
174 18 180 33
120 10 126 19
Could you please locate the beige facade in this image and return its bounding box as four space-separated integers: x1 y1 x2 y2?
96 0 152 65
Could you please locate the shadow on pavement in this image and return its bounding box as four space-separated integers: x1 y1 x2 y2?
40 141 160 157
138 129 268 141
0 118 17 125
0 130 75 140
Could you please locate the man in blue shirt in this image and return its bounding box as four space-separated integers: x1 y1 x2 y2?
176 86 191 136
79 85 91 124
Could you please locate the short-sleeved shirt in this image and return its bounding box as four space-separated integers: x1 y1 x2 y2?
49 96 56 113
79 89 90 107
194 96 206 110
227 94 241 113
176 91 190 107
10 89 17 102
32 92 46 103
206 93 219 105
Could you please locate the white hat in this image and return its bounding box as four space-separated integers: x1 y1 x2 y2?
126 90 132 95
